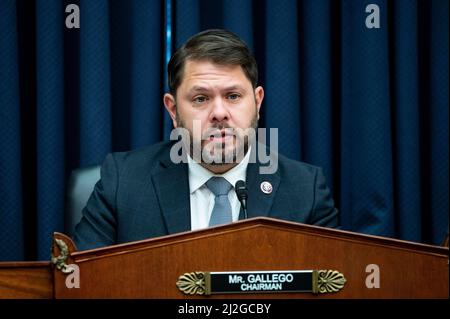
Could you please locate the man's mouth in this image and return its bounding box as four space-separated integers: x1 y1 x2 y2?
208 130 234 142
203 128 235 143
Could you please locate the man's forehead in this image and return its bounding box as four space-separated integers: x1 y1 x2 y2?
183 59 244 75
180 60 251 89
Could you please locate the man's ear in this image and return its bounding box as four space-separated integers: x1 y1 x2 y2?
254 86 264 120
163 93 178 128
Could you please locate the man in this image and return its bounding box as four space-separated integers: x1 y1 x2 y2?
73 29 339 250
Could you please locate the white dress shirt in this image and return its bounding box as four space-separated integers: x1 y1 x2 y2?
188 148 251 230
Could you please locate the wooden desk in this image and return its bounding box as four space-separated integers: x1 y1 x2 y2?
1 218 448 299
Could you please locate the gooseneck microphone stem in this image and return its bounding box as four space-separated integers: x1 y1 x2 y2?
235 180 248 220
241 202 248 220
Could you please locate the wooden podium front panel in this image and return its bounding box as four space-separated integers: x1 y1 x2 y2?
54 219 448 299
0 262 53 299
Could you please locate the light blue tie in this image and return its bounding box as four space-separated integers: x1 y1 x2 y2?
206 177 233 227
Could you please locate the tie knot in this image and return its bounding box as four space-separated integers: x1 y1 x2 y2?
206 177 232 196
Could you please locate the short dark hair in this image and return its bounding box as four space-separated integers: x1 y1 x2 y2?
168 29 258 96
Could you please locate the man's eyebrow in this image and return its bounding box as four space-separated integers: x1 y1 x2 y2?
188 86 210 93
223 85 246 92
188 85 247 93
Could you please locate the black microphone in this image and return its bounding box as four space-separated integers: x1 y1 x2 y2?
235 180 248 220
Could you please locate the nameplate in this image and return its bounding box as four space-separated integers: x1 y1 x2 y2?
176 270 346 295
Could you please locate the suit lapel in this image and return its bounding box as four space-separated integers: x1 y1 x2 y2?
241 146 280 219
152 154 191 234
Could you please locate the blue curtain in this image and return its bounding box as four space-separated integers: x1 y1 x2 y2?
0 0 448 261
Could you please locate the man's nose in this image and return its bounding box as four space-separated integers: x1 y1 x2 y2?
209 97 230 122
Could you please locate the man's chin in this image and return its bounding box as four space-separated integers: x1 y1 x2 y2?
203 151 236 165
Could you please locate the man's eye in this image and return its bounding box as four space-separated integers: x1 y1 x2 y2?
193 96 208 104
227 93 241 101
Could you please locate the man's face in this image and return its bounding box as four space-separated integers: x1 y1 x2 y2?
164 59 264 170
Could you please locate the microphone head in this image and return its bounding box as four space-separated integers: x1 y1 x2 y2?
235 180 248 199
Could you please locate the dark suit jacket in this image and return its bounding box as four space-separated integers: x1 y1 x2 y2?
74 141 339 250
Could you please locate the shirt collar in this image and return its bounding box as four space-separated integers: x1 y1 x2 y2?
187 147 251 194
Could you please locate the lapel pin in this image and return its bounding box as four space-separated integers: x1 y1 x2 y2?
260 181 273 194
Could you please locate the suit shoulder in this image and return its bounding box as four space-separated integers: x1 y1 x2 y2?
108 141 172 171
276 153 321 179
